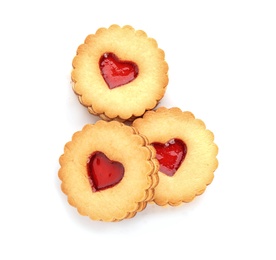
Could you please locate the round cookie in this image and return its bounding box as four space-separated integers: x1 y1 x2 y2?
132 107 218 206
71 24 169 122
58 120 159 221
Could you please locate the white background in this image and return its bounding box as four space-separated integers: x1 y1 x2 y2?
1 0 276 259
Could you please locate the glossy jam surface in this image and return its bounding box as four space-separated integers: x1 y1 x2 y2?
152 139 187 177
99 53 139 89
87 152 125 192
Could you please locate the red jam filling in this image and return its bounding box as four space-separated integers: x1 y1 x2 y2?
152 139 187 177
87 151 125 192
99 52 139 89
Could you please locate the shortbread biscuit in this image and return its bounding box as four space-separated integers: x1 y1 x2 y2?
71 24 168 122
132 107 218 206
58 120 159 221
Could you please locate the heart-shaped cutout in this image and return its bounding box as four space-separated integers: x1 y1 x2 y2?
152 138 187 177
87 151 125 192
99 52 139 89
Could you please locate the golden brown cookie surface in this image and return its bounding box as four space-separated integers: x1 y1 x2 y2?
132 107 218 206
72 24 168 122
58 120 159 221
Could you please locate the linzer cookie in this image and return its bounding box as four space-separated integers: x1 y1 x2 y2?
132 107 218 206
71 24 169 122
58 120 159 221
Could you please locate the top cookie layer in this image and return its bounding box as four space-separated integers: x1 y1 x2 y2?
72 24 169 121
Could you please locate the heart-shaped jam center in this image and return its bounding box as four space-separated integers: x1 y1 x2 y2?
152 138 187 177
99 52 139 89
87 151 125 192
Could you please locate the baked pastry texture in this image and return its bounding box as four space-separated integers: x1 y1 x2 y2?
71 24 168 122
132 107 218 206
58 120 159 221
